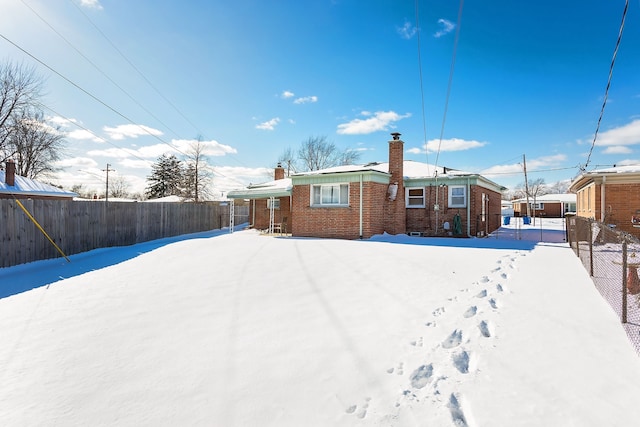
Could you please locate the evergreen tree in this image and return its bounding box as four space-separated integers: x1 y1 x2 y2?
145 154 184 199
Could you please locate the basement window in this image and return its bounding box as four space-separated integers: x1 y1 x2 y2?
311 184 349 206
448 185 467 208
406 187 425 208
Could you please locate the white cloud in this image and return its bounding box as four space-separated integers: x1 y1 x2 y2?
293 96 318 104
256 118 280 131
55 157 99 169
397 21 417 40
48 116 79 128
337 111 411 135
103 124 163 140
67 129 104 142
170 138 237 156
603 146 632 154
434 18 455 38
281 90 295 99
79 0 103 9
481 154 567 177
417 138 487 154
595 119 640 147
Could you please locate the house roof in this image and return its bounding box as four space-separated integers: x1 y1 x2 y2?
227 178 292 199
511 193 576 204
0 170 77 199
570 165 640 192
291 160 469 179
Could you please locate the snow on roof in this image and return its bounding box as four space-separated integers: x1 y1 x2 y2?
511 193 576 203
291 161 470 179
143 195 186 203
585 164 640 174
227 178 292 199
0 170 77 198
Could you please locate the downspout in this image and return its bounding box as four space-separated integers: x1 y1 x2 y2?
252 199 256 227
600 175 606 223
467 177 472 237
359 173 363 239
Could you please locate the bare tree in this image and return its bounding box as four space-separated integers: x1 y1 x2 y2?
277 147 298 176
183 137 213 201
297 135 361 171
109 175 131 199
6 109 65 179
0 62 43 160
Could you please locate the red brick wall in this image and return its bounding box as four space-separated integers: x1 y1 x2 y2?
291 181 388 239
599 183 640 237
249 197 291 231
404 185 502 237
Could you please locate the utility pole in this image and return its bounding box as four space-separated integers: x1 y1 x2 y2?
522 154 530 217
103 163 114 202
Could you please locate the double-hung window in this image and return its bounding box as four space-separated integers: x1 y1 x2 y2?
267 198 280 209
448 185 466 208
311 184 349 206
406 187 425 208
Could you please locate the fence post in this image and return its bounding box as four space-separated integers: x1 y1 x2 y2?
588 219 594 277
622 239 628 324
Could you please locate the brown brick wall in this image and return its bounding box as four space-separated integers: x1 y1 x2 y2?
250 197 291 232
291 181 388 239
599 183 640 237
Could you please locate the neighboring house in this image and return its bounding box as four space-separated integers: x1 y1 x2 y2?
229 133 506 239
569 165 640 237
0 160 76 200
511 193 576 218
227 164 292 233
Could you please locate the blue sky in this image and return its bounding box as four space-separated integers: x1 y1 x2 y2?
1 0 639 197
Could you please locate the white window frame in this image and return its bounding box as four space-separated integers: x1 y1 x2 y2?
406 187 425 208
267 198 280 209
311 183 349 207
531 202 544 210
448 185 467 208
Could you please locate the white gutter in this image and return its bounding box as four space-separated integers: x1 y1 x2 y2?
600 175 606 222
359 173 363 238
467 177 472 237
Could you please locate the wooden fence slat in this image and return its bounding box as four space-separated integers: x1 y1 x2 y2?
0 200 248 268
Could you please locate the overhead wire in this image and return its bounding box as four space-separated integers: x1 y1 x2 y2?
434 0 464 170
583 0 629 170
0 33 248 187
18 0 185 141
414 0 430 171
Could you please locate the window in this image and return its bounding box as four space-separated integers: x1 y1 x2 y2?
448 185 466 208
531 202 544 210
311 184 349 206
406 187 425 208
267 198 280 209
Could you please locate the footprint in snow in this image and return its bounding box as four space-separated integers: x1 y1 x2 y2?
479 320 493 337
448 393 469 427
452 350 471 374
496 284 504 293
442 329 463 349
463 306 477 318
409 364 434 389
479 276 491 284
489 298 499 309
500 272 510 280
410 337 423 347
476 289 487 298
433 307 445 317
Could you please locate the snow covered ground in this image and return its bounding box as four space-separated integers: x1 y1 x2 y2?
2 218 640 426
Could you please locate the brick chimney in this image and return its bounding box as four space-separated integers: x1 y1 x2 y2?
5 159 16 187
274 162 285 180
385 132 406 234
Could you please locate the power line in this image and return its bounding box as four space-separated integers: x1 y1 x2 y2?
434 0 464 169
68 0 205 138
583 0 628 170
414 0 429 171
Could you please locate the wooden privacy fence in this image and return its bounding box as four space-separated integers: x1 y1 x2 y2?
0 199 249 268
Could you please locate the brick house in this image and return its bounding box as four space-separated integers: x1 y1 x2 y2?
0 160 76 200
511 193 576 218
227 163 292 232
570 165 640 237
229 133 505 239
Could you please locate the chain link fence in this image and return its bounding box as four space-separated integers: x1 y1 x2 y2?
566 215 640 354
